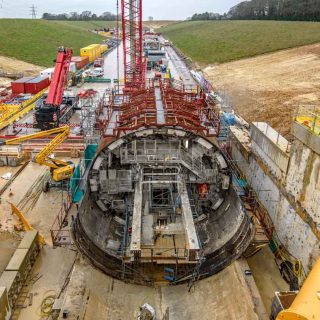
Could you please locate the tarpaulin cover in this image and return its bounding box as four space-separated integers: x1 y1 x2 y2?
70 144 98 203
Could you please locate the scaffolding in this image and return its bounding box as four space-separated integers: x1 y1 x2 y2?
100 79 220 138
121 0 146 90
79 92 100 145
120 138 217 181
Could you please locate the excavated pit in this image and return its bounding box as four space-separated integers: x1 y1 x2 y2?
73 128 254 285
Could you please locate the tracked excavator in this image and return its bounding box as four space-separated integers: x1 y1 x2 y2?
0 126 74 192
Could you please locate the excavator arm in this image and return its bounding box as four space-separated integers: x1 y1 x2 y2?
0 126 73 182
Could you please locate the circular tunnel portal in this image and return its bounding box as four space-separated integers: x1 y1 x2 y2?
73 128 254 285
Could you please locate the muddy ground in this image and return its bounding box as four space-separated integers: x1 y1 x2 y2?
204 44 320 137
143 20 177 29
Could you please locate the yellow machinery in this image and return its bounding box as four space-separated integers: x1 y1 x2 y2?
0 89 47 131
80 44 102 62
295 115 320 135
0 126 74 188
10 202 46 245
277 258 320 320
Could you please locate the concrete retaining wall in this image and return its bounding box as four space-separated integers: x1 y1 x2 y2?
0 287 11 320
285 140 320 227
251 122 290 181
230 122 320 273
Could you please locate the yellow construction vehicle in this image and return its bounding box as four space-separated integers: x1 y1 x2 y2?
0 126 74 192
10 202 46 245
273 258 320 320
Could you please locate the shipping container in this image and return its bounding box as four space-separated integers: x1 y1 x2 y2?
88 44 102 59
81 44 103 62
11 77 35 94
69 62 77 73
101 44 108 53
40 68 55 80
80 46 95 62
71 56 89 70
25 76 50 95
80 47 91 61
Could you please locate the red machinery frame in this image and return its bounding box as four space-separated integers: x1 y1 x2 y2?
46 47 73 106
101 80 220 138
121 0 145 90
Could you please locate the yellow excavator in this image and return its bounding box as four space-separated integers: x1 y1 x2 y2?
0 126 74 192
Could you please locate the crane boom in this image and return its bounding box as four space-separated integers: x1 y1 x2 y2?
46 47 73 106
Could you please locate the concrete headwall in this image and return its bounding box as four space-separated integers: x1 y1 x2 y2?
285 139 320 227
251 122 290 181
275 195 319 271
230 122 320 273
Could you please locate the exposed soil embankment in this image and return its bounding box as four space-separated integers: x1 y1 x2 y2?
204 44 320 136
0 55 43 87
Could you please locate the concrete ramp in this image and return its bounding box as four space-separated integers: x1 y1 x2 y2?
60 259 267 320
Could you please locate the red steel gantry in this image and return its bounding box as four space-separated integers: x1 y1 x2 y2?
121 0 145 90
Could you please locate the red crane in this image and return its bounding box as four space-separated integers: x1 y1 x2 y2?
46 47 73 106
121 0 145 91
34 47 74 130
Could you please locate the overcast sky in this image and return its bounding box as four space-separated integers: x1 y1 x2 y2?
0 0 241 19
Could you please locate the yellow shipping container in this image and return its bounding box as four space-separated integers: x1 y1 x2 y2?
81 44 105 62
101 45 108 53
88 44 102 59
80 46 95 62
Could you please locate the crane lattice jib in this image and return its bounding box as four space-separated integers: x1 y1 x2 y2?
46 47 73 106
121 0 144 90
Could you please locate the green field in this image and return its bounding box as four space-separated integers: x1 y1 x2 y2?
0 19 115 67
159 20 320 65
50 20 116 32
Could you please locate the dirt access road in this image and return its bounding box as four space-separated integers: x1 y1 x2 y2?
204 44 320 137
143 20 177 29
0 55 43 88
0 55 42 75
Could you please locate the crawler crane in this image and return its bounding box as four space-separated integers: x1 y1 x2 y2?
34 47 76 130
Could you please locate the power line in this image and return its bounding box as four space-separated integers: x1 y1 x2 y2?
30 4 37 19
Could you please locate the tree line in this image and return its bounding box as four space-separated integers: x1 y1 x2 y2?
229 0 320 21
191 0 320 21
42 11 119 21
191 12 223 21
